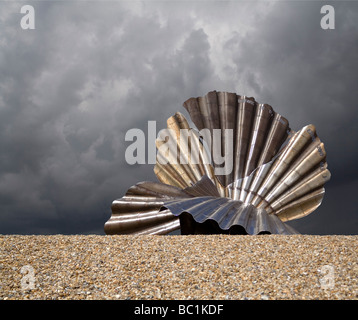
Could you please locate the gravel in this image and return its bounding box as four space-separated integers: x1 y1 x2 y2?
0 235 357 300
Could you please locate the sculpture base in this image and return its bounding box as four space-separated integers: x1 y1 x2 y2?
179 212 262 235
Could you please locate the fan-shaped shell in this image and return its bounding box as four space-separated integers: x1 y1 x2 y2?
104 91 331 235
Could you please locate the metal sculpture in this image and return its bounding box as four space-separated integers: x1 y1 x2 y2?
104 91 331 235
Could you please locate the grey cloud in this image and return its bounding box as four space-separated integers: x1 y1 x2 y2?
0 1 214 234
0 1 357 234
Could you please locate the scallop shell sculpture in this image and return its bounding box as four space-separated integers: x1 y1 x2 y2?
104 91 331 235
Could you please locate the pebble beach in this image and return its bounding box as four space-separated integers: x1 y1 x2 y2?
0 235 357 300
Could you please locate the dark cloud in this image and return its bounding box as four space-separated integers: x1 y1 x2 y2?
0 1 357 235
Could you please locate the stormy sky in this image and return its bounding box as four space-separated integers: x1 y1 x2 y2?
0 0 357 235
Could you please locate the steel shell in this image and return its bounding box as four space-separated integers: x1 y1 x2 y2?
104 91 331 235
104 181 186 235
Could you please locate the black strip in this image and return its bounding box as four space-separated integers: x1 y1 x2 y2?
0 300 353 319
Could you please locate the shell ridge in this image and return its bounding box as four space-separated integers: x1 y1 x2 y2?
162 196 226 221
162 196 295 234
